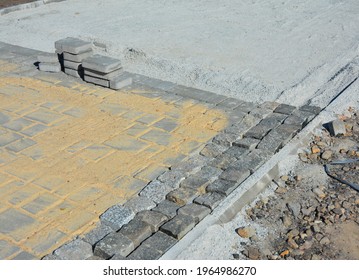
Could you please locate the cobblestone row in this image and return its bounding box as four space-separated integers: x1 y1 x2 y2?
43 93 320 259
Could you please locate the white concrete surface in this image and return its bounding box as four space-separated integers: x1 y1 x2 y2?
1 0 359 103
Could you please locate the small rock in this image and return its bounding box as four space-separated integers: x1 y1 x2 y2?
315 233 324 241
300 240 313 250
320 237 330 245
340 149 348 154
262 249 272 258
311 145 321 154
281 175 289 181
301 207 314 216
280 250 290 258
294 175 303 181
321 150 333 160
287 202 301 218
287 238 299 249
312 224 321 233
236 227 256 238
311 254 321 260
243 247 260 260
287 229 300 239
299 153 308 162
275 187 287 194
233 253 240 260
282 215 292 227
316 141 327 147
342 166 350 172
313 188 326 199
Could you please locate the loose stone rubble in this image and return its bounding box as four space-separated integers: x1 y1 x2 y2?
237 109 359 260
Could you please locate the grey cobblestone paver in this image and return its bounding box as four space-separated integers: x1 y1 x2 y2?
139 180 174 204
200 142 227 158
136 210 169 232
194 192 225 210
152 200 180 219
274 103 296 115
212 132 239 147
136 231 177 258
99 205 135 231
94 232 134 259
160 214 196 240
177 203 211 223
126 244 163 260
53 238 93 260
82 223 113 246
206 179 238 196
119 218 152 247
124 196 156 213
166 187 199 206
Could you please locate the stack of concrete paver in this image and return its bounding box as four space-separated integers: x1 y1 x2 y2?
82 54 132 90
55 37 93 78
37 53 61 73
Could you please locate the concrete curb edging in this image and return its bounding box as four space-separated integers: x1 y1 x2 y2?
0 0 66 16
161 78 359 260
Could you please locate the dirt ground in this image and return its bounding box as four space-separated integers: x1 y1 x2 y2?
237 109 359 260
0 0 36 9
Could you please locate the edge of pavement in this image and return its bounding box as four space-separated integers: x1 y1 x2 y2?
161 62 359 260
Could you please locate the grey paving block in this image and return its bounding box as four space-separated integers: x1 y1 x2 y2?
235 101 256 113
82 223 113 246
166 187 199 206
0 209 36 238
0 240 20 259
229 149 270 174
226 109 247 125
217 97 244 109
64 67 82 78
84 68 124 80
243 124 271 140
141 231 177 254
212 132 238 147
124 196 156 213
223 146 249 159
258 124 300 152
299 105 321 115
55 37 92 54
233 137 260 150
200 143 227 158
158 170 186 187
274 103 296 115
87 255 105 260
209 153 237 170
110 254 126 260
119 218 152 247
0 131 22 148
160 214 196 240
291 109 316 124
249 107 273 119
126 245 162 260
53 238 93 260
219 167 250 184
153 118 178 132
100 205 135 231
25 108 63 125
140 129 171 146
196 166 223 182
84 75 109 87
63 50 94 62
207 179 238 196
3 118 33 132
177 203 211 223
152 200 180 219
136 210 169 232
12 251 37 260
6 138 36 153
63 60 82 70
37 53 59 63
284 114 306 127
260 112 288 127
139 180 173 204
180 175 211 193
260 101 280 111
82 54 122 73
94 232 134 259
194 192 225 210
170 154 209 174
0 112 10 125
110 76 133 90
39 62 61 73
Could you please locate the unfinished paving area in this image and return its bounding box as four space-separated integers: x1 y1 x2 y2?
1 0 359 103
0 41 322 259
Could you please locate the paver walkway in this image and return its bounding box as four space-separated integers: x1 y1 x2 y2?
0 42 321 260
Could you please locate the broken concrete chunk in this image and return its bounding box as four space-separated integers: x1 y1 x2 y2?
324 119 346 136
